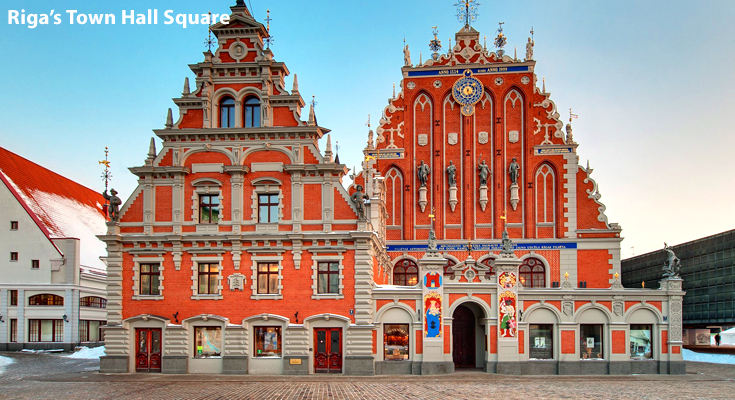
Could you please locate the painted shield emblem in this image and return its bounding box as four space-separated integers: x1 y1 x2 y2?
478 131 488 144
448 132 458 145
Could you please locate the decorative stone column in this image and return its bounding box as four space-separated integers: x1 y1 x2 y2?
662 277 686 375
509 183 520 211
419 230 453 375
495 229 522 374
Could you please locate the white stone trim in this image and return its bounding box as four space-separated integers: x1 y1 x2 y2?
310 254 345 300
190 255 224 300
562 152 578 238
132 256 164 301
249 254 284 300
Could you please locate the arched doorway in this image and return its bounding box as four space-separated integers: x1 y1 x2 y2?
452 305 476 368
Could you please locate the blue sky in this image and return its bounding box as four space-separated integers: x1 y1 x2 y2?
1 0 734 258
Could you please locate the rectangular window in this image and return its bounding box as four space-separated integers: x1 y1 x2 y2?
197 263 219 295
529 324 554 359
258 194 279 223
31 260 39 269
580 324 604 360
317 262 340 294
630 324 653 360
10 319 17 342
28 319 63 342
254 326 281 357
10 252 18 261
10 290 18 306
79 320 104 342
140 263 161 295
199 194 220 224
10 221 18 230
257 262 279 294
384 324 410 360
194 326 222 358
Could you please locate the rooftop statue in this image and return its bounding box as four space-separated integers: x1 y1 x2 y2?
662 242 681 278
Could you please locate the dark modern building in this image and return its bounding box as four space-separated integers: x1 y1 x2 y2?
622 229 735 336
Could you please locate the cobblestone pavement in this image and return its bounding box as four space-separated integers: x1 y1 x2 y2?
1 352 734 400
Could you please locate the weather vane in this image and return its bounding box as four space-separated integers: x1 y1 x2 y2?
99 147 112 209
569 108 578 123
494 22 507 56
429 26 442 59
454 0 480 27
264 9 274 49
311 95 318 109
204 11 216 51
365 114 371 128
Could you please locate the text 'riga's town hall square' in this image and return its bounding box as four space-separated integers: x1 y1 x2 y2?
2 0 735 398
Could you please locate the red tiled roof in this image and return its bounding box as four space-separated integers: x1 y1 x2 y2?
0 147 107 269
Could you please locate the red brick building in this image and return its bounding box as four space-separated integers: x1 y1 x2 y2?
100 1 685 375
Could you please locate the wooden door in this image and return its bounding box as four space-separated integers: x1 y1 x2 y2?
135 328 162 372
314 328 342 373
452 305 476 368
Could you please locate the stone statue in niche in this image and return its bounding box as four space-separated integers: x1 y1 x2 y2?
478 160 490 186
508 158 520 185
662 242 682 278
102 189 122 222
446 161 457 188
417 160 430 187
350 184 369 220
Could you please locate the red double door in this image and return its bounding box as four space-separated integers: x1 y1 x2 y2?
136 328 162 372
314 328 342 373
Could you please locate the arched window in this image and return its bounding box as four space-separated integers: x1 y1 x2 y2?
244 96 261 127
219 97 235 128
80 296 107 308
443 259 456 278
393 259 418 286
481 257 496 279
28 294 64 306
519 258 545 288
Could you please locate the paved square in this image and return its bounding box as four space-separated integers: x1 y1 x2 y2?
1 353 732 399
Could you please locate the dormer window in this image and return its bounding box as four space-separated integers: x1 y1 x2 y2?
244 96 261 127
220 97 235 128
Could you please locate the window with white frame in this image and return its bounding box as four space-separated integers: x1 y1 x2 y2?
133 258 164 300
191 257 223 299
249 254 283 299
311 255 344 299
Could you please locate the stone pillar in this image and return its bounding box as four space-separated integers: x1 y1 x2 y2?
419 247 452 374
0 289 6 350
495 252 522 374
17 289 25 346
662 277 686 375
99 222 129 373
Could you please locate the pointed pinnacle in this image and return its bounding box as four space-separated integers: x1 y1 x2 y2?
292 74 299 93
148 137 157 159
165 108 173 129
183 77 190 96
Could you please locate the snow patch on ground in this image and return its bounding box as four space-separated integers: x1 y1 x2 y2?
66 346 106 359
0 355 14 375
683 349 735 364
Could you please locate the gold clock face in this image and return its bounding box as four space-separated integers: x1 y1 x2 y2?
463 86 474 96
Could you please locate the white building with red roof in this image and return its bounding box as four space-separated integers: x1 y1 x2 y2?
0 147 108 351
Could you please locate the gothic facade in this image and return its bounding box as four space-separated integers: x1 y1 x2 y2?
99 1 685 375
